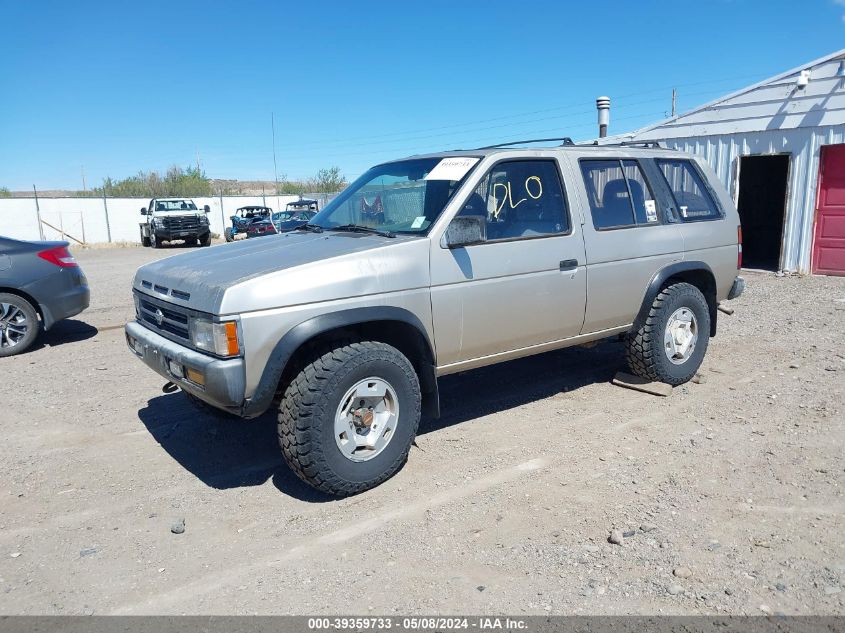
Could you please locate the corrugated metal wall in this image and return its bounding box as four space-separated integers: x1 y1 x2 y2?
661 125 845 273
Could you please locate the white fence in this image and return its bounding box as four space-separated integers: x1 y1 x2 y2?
0 194 336 244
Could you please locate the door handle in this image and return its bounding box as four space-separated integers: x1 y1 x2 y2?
559 259 578 271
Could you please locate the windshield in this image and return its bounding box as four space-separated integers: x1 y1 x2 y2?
155 200 197 211
309 157 478 234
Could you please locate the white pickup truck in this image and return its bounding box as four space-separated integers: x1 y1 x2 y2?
139 198 212 248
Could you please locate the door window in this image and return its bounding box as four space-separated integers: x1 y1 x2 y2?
580 159 659 230
656 159 722 221
459 160 569 240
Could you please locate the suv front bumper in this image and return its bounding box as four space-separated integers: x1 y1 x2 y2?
154 227 211 241
125 320 246 416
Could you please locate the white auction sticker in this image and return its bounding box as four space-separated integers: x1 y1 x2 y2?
424 157 479 181
644 199 658 222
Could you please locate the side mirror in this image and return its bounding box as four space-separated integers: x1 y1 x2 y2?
441 215 486 249
203 205 210 213
140 207 148 215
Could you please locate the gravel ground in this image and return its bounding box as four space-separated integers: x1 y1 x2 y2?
0 245 843 616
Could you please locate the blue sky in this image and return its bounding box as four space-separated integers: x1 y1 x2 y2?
1 0 843 190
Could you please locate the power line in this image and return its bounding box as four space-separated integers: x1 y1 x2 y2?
276 72 769 152
268 85 731 160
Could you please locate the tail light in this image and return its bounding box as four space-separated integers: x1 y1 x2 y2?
38 245 79 268
737 225 743 269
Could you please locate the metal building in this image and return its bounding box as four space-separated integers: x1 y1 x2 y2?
604 50 845 275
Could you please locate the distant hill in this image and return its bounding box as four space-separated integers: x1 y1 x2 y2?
8 179 288 198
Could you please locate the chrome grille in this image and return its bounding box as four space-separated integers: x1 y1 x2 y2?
137 293 190 340
160 215 201 231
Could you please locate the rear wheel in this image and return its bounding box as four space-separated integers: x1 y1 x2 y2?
0 293 40 357
224 228 234 242
278 341 421 496
626 282 710 385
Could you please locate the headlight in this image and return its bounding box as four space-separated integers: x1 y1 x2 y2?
200 215 209 224
191 318 240 357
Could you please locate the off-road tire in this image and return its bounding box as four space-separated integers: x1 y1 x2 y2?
278 341 421 497
0 293 40 357
200 233 212 247
224 228 234 242
626 282 710 386
182 390 236 419
141 235 151 247
150 233 161 249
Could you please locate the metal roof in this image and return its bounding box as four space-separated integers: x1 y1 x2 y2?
601 49 845 142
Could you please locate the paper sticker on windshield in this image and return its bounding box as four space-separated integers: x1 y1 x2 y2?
411 216 426 229
424 157 479 181
644 200 658 222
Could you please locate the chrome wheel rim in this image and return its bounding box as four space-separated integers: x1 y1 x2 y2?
0 302 29 349
334 377 399 462
664 307 698 365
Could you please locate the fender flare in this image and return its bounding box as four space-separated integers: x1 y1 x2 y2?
632 261 718 337
241 306 439 419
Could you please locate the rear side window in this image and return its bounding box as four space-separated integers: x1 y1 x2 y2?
580 159 659 230
656 159 722 221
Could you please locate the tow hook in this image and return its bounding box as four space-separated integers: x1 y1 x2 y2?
162 381 179 393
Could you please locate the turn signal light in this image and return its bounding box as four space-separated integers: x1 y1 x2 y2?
224 321 239 356
185 367 205 386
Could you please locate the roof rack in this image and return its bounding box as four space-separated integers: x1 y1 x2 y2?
473 137 575 150
594 140 665 149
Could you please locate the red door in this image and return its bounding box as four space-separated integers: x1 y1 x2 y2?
813 144 845 275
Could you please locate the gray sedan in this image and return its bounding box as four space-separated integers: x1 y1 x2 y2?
0 236 90 356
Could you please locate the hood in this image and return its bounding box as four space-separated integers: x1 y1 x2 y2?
133 231 429 315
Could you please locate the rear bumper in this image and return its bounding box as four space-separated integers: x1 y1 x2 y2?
125 320 246 416
728 275 746 300
246 228 277 238
25 268 90 330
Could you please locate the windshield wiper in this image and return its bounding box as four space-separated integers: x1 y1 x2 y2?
289 223 324 233
329 224 396 238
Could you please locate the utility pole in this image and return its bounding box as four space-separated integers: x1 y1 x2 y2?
671 88 677 117
81 165 87 193
102 183 112 243
33 185 44 240
271 112 280 210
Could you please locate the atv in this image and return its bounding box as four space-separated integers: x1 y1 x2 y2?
224 206 276 242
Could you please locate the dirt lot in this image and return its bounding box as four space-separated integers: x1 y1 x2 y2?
1 246 843 616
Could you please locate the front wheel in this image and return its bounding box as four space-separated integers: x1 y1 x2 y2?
150 233 161 249
199 233 211 247
626 282 710 385
278 341 421 496
0 293 40 357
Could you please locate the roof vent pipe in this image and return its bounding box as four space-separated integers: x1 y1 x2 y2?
596 96 611 138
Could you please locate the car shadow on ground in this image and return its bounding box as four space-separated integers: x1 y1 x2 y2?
30 319 98 352
422 338 624 435
136 392 331 502
136 338 626 502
